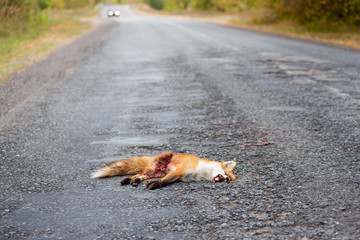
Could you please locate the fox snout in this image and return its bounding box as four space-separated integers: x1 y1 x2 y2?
212 174 230 183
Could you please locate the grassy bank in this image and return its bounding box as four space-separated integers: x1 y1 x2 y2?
135 3 360 50
0 7 97 83
230 14 360 50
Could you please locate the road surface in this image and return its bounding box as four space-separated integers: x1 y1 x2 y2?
1 4 359 239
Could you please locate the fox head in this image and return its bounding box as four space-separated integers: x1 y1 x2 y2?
212 161 236 183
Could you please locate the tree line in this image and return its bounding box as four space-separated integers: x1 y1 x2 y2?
0 0 120 37
145 0 360 30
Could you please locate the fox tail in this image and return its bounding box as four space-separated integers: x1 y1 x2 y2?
90 156 153 179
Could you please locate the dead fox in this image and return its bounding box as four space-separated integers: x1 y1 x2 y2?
91 152 236 190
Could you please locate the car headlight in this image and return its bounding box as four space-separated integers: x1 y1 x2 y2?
108 11 114 16
115 11 120 16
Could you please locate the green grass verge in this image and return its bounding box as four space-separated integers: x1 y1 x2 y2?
0 7 97 83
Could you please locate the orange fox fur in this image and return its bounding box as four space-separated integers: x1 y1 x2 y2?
91 152 236 190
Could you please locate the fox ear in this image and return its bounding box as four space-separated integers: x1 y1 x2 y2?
224 161 236 171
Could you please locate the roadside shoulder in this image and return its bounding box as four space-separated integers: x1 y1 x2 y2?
0 19 117 121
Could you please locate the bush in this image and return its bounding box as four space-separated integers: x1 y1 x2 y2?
263 0 360 30
198 0 360 30
164 0 180 12
212 0 257 12
52 0 65 9
191 0 212 10
149 0 164 10
38 0 53 10
0 0 47 37
64 0 89 8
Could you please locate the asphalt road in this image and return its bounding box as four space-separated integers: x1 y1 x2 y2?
1 4 359 239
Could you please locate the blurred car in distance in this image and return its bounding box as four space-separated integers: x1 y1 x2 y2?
108 10 120 17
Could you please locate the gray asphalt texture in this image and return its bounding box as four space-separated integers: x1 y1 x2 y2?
1 5 359 239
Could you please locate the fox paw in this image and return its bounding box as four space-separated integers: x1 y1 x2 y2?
146 180 162 190
130 178 142 186
121 177 142 186
120 177 131 185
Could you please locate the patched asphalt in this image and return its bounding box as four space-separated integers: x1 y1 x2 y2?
1 4 359 239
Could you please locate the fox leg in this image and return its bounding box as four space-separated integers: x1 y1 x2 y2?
120 174 150 186
145 169 182 190
120 171 167 186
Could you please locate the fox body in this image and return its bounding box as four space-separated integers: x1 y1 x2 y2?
91 152 236 190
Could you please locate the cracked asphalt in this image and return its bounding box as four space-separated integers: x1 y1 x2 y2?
1 4 359 239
